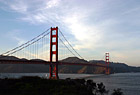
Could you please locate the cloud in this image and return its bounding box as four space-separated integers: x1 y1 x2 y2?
62 13 102 50
7 30 27 46
1 0 140 65
46 0 60 8
10 1 27 13
4 0 103 51
0 0 28 13
13 37 26 46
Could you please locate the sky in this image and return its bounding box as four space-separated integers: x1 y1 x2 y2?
0 0 140 66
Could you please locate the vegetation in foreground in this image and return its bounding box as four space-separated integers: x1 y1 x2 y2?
0 76 123 95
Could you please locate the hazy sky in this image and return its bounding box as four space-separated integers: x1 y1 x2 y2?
0 0 140 66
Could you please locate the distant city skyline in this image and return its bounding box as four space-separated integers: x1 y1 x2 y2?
0 0 140 66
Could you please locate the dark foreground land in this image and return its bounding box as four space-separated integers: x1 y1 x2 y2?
0 76 123 95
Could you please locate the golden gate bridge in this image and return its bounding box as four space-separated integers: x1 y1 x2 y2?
0 27 110 79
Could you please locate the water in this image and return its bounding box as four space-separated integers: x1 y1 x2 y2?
0 73 140 95
86 73 140 95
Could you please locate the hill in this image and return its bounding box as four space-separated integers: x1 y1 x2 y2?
0 56 140 74
89 60 140 73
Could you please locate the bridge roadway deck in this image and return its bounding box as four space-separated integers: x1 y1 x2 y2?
0 60 107 68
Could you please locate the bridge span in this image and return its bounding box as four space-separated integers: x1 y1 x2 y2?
0 27 110 79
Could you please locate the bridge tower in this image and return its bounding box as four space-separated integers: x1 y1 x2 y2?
105 53 110 74
49 27 59 79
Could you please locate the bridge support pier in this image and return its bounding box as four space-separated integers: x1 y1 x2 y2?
49 27 59 79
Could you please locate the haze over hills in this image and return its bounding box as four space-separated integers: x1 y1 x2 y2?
0 56 140 73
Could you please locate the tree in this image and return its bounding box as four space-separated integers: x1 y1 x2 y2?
97 82 109 95
112 88 123 95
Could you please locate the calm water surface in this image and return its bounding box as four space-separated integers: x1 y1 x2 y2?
86 73 140 95
0 73 140 95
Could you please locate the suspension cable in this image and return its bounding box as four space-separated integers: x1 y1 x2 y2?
1 28 50 55
59 29 84 59
58 36 76 57
6 32 50 56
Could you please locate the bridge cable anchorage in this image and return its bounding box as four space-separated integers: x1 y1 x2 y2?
58 36 76 57
59 29 84 59
1 28 50 56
